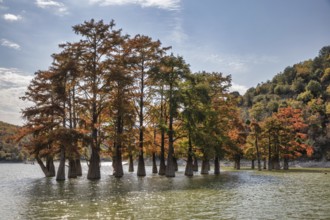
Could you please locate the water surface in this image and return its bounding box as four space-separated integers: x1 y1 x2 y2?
1 163 329 219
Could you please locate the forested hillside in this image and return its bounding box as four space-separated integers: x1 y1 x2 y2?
0 121 27 161
241 46 330 160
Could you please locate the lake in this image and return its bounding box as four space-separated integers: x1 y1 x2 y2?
1 162 330 219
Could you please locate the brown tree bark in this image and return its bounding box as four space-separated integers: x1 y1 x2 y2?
56 146 66 181
193 156 198 172
128 154 134 172
152 152 158 174
283 157 289 170
214 156 220 175
46 156 55 177
36 156 53 177
185 135 194 176
263 158 267 169
201 156 209 175
68 158 77 178
75 159 82 176
87 147 100 180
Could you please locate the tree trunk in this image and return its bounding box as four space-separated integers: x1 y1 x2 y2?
152 152 158 174
56 146 66 181
185 155 194 176
46 156 55 177
165 146 175 177
273 155 281 170
263 158 267 169
137 153 146 176
255 134 262 171
158 85 166 176
268 133 272 171
214 156 220 175
173 156 178 172
36 156 53 177
165 82 175 178
251 159 255 169
75 159 82 176
193 156 198 172
185 135 194 176
201 156 209 175
137 71 146 177
114 143 123 178
283 157 289 170
235 155 241 170
68 159 77 178
128 154 134 172
87 147 101 180
158 128 166 175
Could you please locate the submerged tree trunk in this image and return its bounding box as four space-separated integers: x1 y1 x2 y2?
46 156 55 177
185 135 194 176
165 82 175 178
56 146 66 181
75 159 82 176
283 157 289 170
68 159 77 178
234 155 241 170
214 156 220 175
165 145 175 177
137 153 146 177
193 156 198 172
201 156 209 175
273 154 281 170
251 159 255 169
36 156 54 177
173 156 178 172
137 71 146 177
114 144 123 178
255 133 262 171
87 147 101 180
158 128 166 175
185 155 194 176
152 152 158 174
268 133 272 171
128 154 134 172
158 85 166 176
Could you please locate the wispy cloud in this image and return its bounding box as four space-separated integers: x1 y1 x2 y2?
169 15 187 44
89 0 181 10
1 38 21 50
203 53 279 74
0 0 8 10
0 68 33 125
3 13 22 21
35 0 68 15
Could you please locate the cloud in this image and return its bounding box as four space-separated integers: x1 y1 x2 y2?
0 0 8 10
3 13 22 21
168 15 187 44
230 82 248 95
89 0 181 10
0 39 21 50
201 52 279 74
35 0 68 15
0 68 33 125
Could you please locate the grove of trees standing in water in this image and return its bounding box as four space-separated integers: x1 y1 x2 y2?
17 19 314 180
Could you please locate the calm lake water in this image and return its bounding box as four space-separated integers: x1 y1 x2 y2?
1 162 330 219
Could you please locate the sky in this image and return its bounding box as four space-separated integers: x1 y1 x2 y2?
1 0 330 125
